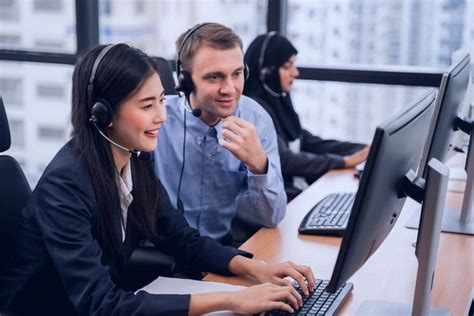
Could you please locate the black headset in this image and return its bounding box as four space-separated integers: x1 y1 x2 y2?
258 31 285 97
88 44 117 128
175 22 249 97
85 43 152 158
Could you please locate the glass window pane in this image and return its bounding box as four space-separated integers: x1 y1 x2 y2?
288 0 470 68
99 0 267 59
0 0 76 53
291 80 429 144
0 61 73 188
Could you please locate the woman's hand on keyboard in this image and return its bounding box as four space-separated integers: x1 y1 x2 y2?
229 283 301 313
251 261 315 296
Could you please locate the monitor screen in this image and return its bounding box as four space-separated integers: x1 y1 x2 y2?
418 53 470 177
327 89 437 293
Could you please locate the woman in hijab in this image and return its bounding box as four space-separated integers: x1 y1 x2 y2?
244 33 369 200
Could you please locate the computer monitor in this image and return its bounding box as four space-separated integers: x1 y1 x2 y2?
326 90 451 314
407 52 473 235
326 89 436 291
417 52 470 177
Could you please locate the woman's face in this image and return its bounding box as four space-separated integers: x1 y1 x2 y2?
107 72 166 153
278 55 299 93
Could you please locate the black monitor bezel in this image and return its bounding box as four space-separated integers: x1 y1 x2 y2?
327 89 437 293
418 53 470 177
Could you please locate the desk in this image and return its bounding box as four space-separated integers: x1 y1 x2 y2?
205 169 473 315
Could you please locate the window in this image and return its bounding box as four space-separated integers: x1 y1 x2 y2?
99 0 267 58
37 126 65 141
0 0 75 53
291 80 428 143
0 77 23 106
288 0 470 68
100 0 112 15
135 0 144 14
0 0 19 21
8 118 25 147
0 34 21 46
34 39 65 50
33 0 63 12
0 61 73 187
36 83 65 99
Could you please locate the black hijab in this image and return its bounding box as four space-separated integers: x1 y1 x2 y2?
244 33 302 142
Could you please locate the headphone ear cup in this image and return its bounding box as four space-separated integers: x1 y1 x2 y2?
90 99 113 128
177 70 194 96
259 67 272 84
244 63 250 81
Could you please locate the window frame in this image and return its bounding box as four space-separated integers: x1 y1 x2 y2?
0 0 443 87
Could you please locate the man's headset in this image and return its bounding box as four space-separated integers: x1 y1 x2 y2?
258 31 286 97
174 23 250 211
175 22 250 100
87 44 150 158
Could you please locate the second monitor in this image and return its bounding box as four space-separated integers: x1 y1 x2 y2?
326 89 452 315
406 51 473 235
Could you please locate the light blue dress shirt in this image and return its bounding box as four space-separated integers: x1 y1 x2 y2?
154 94 287 241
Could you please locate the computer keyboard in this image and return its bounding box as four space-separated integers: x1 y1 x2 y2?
264 279 353 315
298 193 355 236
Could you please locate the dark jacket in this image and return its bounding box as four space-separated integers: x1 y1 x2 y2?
258 96 365 198
0 140 249 315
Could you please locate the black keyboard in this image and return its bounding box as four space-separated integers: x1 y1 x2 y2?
298 193 355 236
264 279 353 315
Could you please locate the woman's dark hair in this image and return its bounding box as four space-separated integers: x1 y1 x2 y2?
71 44 160 259
244 34 302 142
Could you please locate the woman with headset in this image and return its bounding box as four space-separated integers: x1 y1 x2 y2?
244 33 370 200
0 44 315 315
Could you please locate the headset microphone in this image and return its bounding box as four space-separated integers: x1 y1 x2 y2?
89 117 139 155
192 108 202 117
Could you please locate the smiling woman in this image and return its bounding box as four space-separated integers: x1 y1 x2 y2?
244 33 369 200
106 73 166 170
0 43 316 316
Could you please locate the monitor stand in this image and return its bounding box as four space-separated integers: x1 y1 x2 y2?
406 129 473 235
357 159 451 316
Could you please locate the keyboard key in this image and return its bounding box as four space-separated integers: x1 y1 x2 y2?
264 280 353 315
299 193 356 236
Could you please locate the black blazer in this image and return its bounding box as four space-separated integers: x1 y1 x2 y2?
0 140 249 315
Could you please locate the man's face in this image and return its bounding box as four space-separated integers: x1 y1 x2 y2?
189 46 245 126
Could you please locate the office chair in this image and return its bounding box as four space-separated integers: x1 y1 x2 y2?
0 96 32 272
153 57 177 95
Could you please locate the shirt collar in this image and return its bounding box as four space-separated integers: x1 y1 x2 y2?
116 159 133 198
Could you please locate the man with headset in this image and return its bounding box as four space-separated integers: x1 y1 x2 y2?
153 23 286 246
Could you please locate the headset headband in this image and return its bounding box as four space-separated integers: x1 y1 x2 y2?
258 31 277 72
87 44 117 107
176 22 214 75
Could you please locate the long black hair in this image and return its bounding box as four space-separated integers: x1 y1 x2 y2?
71 44 160 259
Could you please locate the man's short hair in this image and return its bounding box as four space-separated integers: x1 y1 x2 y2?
176 23 243 73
